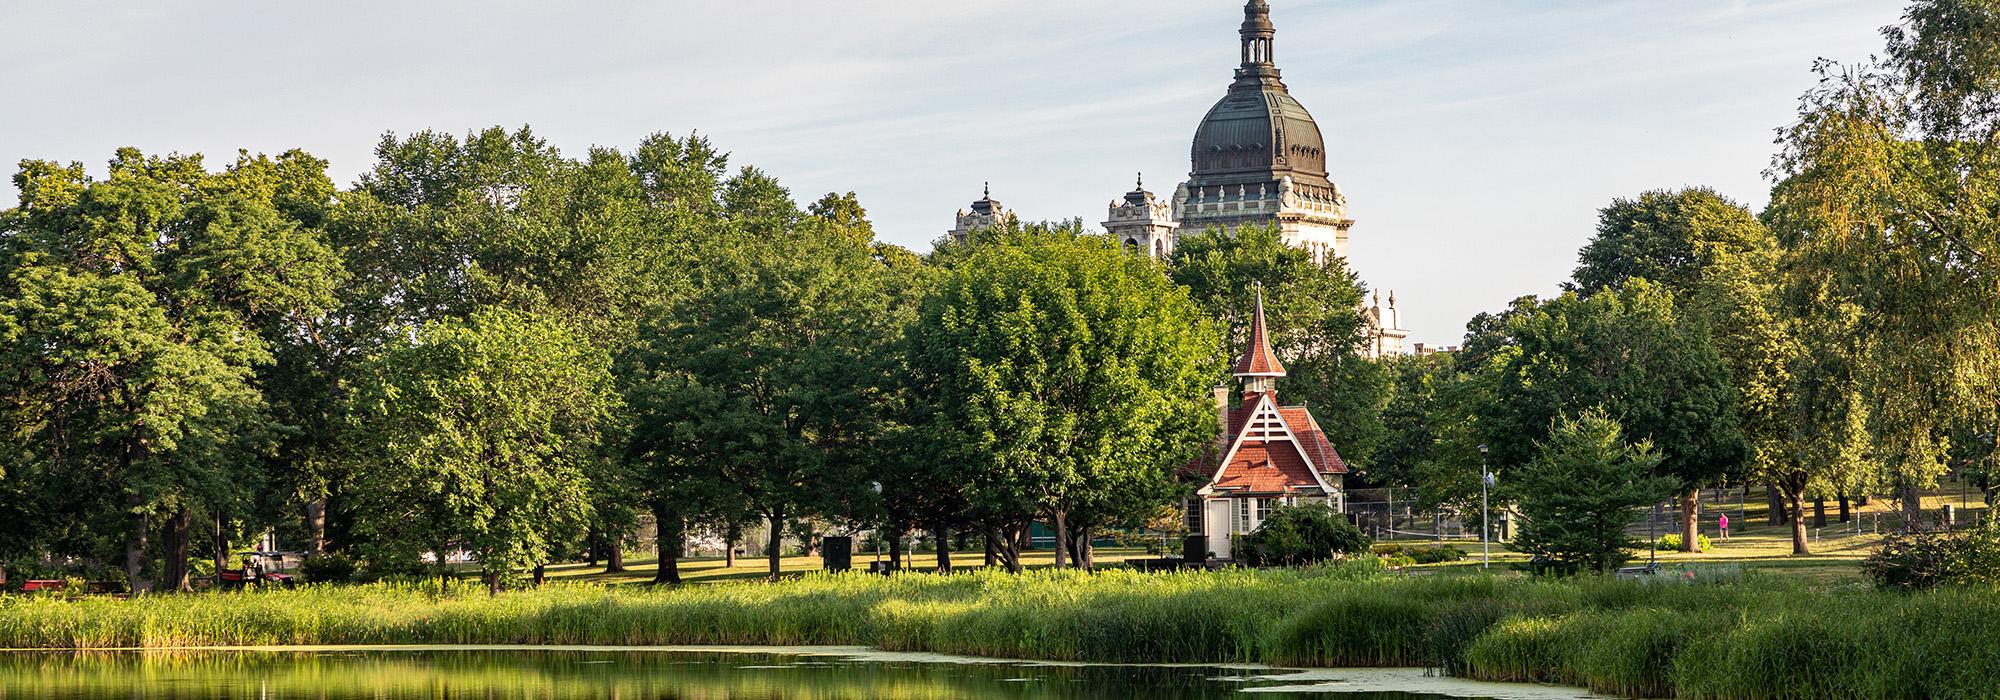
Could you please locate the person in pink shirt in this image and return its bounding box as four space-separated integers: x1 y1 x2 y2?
1719 513 1730 541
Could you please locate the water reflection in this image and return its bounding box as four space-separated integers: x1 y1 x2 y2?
0 649 1523 699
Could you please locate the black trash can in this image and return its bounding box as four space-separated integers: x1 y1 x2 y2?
822 536 853 572
1183 535 1208 564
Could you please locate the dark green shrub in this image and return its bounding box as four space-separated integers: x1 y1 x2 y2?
1862 526 2000 591
1241 504 1371 567
1655 533 1712 552
1411 545 1468 564
300 554 359 584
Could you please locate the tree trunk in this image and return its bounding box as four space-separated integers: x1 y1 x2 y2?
652 505 683 584
888 526 905 570
1813 497 1827 528
484 570 503 596
1679 489 1700 553
725 521 740 568
1075 524 1095 571
213 512 229 588
1899 481 1924 532
766 512 785 581
161 509 192 593
586 532 601 567
800 522 819 557
983 525 999 568
304 498 328 556
933 526 952 573
1766 485 1787 526
125 495 152 596
1839 493 1852 523
1787 489 1811 555
604 537 626 574
1051 511 1069 569
997 523 1024 574
955 530 971 553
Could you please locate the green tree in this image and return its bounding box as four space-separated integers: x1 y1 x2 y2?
627 179 897 580
1 149 342 593
1514 410 1676 575
908 223 1223 571
347 309 613 593
1373 353 1492 516
1570 188 1789 551
1479 284 1745 540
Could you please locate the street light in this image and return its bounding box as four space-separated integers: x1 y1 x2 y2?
1479 444 1493 569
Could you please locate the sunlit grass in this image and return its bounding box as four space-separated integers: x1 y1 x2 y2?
7 562 2000 698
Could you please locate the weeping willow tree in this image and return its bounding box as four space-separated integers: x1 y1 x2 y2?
1767 0 2000 527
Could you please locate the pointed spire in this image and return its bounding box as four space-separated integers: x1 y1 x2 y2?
1233 283 1287 379
983 181 991 198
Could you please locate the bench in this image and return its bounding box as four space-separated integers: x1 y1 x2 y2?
20 580 66 592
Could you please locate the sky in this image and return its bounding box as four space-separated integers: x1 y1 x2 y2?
1 0 1906 347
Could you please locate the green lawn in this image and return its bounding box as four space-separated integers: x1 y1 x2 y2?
540 546 1167 586
530 487 1987 586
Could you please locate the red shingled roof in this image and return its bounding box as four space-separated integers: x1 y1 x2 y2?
1187 393 1348 495
1210 440 1321 494
1232 289 1287 377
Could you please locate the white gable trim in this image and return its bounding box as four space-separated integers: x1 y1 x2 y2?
1198 393 1337 496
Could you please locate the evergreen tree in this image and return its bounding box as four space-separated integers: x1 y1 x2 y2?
1514 409 1676 575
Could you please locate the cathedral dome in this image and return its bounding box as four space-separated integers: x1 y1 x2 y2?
1191 87 1328 183
1189 1 1331 186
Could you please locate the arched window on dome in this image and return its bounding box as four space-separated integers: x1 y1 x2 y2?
1154 239 1164 258
1126 238 1140 252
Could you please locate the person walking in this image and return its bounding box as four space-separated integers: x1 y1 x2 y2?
1719 513 1730 541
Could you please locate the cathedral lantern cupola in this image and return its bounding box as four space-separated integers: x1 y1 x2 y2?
1239 0 1278 80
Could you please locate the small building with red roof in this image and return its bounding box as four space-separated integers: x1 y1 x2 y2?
1185 289 1348 561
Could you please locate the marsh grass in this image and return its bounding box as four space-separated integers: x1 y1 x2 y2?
5 565 2000 699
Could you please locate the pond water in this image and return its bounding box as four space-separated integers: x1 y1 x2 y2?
0 646 1606 699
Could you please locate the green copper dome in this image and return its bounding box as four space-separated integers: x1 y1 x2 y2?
1189 1 1332 187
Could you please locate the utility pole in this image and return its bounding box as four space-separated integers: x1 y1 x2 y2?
1479 444 1492 569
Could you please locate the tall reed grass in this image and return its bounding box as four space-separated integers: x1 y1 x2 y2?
3 564 1997 699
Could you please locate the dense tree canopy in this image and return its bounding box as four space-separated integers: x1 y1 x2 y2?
909 223 1224 571
347 309 613 593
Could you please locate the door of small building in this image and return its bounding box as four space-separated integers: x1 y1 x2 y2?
1205 499 1233 560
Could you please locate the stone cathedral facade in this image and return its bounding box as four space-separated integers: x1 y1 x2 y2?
951 0 1409 357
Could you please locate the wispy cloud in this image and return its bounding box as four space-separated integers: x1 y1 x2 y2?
0 0 1905 345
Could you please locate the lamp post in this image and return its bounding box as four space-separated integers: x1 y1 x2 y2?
1479 444 1492 569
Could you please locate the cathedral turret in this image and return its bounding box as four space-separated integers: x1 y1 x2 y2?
1105 173 1180 259
1365 290 1411 358
949 182 1015 243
